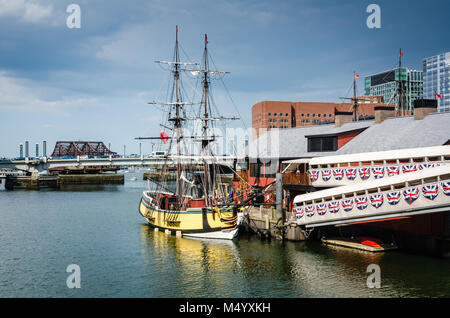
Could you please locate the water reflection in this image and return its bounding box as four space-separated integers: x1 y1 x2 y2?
139 225 450 298
139 224 242 297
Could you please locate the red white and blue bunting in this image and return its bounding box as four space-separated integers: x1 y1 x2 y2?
309 163 441 184
341 198 354 212
322 169 332 181
440 182 450 196
355 196 368 210
309 170 319 182
305 205 315 217
359 167 370 180
295 181 449 219
345 168 357 180
372 166 385 179
328 201 340 213
370 193 384 208
333 168 344 181
419 163 435 170
422 184 438 200
387 191 401 205
402 164 417 173
316 203 327 215
403 187 420 203
386 166 400 176
294 206 304 219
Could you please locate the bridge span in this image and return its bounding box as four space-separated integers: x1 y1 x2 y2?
0 155 237 175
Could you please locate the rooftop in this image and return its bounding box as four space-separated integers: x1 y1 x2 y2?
241 111 450 160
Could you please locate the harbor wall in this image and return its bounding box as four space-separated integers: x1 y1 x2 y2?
242 206 306 241
5 174 124 190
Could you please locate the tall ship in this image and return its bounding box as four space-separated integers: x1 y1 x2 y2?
138 27 242 239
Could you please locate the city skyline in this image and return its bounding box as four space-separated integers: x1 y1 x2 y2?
0 0 449 157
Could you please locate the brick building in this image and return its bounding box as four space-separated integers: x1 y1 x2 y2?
251 96 399 139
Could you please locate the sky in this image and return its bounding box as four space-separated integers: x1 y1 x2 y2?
0 0 449 157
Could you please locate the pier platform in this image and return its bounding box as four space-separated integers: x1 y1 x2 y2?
242 206 306 241
321 237 398 252
4 174 124 190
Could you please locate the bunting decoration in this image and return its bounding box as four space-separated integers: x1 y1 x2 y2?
387 191 401 205
403 187 420 203
322 169 332 181
422 184 438 200
386 166 400 176
419 163 434 170
341 198 354 212
345 168 357 180
305 205 315 217
370 193 384 208
372 166 385 179
359 167 370 180
402 164 417 173
441 182 450 196
316 203 327 216
333 168 344 180
328 201 340 213
294 206 304 219
309 170 319 182
355 196 368 210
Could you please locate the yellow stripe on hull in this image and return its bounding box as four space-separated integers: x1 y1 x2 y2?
139 198 237 233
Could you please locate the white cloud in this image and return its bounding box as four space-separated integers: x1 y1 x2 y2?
0 71 104 114
0 0 54 24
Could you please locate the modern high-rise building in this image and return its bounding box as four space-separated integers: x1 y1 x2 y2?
364 68 423 112
423 52 450 112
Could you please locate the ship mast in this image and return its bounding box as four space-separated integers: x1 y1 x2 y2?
173 26 183 202
201 34 212 205
353 71 358 121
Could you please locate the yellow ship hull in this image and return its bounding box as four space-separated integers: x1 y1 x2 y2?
139 192 240 239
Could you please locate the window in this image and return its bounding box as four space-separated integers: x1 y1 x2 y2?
274 113 277 116
318 114 321 117
250 163 261 178
301 113 304 117
307 136 338 152
286 113 288 116
268 113 271 116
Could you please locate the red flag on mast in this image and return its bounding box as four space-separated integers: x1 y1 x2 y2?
354 73 359 79
206 34 209 44
160 130 168 144
436 92 444 99
400 49 403 57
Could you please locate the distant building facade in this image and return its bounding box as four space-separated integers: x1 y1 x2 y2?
251 96 394 140
423 52 450 112
364 68 423 112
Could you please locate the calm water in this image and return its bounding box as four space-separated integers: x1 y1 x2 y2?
0 171 449 298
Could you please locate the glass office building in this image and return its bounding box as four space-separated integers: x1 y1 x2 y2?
364 68 423 111
423 52 450 113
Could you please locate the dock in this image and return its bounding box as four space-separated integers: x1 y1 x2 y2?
242 206 306 241
321 237 398 252
4 174 124 190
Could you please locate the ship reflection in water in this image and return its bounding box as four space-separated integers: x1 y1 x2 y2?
139 225 450 298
